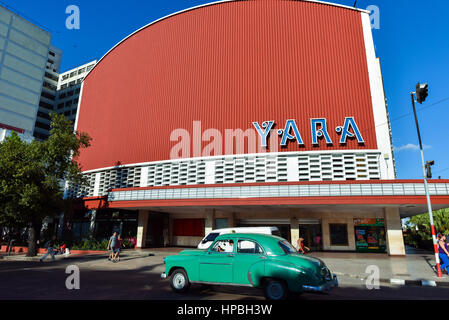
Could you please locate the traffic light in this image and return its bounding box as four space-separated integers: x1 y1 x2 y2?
425 160 434 179
416 83 428 104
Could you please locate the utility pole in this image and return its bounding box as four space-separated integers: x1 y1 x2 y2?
410 83 442 278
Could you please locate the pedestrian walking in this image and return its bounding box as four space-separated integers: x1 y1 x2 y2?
437 233 449 275
40 236 56 262
112 234 123 262
107 232 118 261
314 234 322 250
297 237 310 254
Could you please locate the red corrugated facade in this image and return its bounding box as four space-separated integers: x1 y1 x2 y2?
77 0 377 172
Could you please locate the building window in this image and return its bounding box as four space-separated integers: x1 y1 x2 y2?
49 51 56 57
70 71 77 77
43 81 57 91
62 74 69 80
78 68 85 74
87 64 94 71
41 92 55 101
73 98 79 104
64 110 70 116
59 93 66 99
75 88 81 94
69 81 76 87
35 121 50 130
329 224 348 246
57 103 64 109
61 84 68 89
39 100 54 110
72 109 77 115
173 219 204 237
44 72 58 82
33 132 49 140
65 100 72 107
37 111 51 120
215 218 228 229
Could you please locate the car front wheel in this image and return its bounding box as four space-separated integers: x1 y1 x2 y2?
170 268 190 293
264 279 288 300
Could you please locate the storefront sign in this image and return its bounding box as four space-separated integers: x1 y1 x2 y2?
354 218 386 253
253 117 364 148
354 218 385 227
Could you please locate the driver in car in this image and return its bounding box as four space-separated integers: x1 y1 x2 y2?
217 240 234 252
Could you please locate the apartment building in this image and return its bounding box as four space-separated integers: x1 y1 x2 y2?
55 60 96 125
0 5 52 141
33 45 62 140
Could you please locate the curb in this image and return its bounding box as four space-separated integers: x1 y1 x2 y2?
334 271 449 287
0 250 153 261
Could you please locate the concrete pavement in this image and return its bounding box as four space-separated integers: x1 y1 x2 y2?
311 247 449 286
2 245 448 286
1 249 449 300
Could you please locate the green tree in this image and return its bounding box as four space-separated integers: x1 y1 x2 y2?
0 113 91 256
405 208 449 248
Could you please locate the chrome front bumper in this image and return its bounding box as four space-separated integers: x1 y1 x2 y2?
161 273 167 279
302 274 338 293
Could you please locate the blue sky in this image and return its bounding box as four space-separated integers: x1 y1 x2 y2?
2 0 448 180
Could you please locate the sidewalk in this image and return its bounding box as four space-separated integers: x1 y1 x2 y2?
2 246 448 286
311 246 449 286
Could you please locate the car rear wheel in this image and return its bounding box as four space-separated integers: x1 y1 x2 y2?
264 279 288 300
170 268 190 293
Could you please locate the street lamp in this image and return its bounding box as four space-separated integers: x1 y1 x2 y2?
410 83 442 278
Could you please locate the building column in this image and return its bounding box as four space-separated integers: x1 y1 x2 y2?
168 217 174 245
137 210 149 248
204 208 215 235
384 207 405 256
228 212 236 228
289 209 299 250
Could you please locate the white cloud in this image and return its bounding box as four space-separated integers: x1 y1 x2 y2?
393 143 431 152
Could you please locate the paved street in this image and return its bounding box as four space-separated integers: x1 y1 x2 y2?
1 250 449 300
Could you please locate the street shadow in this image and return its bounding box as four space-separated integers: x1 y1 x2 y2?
2 255 449 301
421 255 439 276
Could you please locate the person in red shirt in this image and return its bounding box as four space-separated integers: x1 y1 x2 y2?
112 234 123 262
297 237 310 254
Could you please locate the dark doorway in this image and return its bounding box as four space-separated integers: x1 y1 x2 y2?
299 223 322 252
146 213 168 247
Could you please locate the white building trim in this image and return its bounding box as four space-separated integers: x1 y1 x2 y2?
108 182 449 202
360 11 395 179
68 150 383 198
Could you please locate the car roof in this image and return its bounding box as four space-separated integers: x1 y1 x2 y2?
209 226 277 233
214 233 287 254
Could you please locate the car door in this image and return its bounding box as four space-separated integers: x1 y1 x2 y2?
233 239 266 285
198 239 234 283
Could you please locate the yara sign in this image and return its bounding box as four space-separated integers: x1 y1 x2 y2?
253 117 364 148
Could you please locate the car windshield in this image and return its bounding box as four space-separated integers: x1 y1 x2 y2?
203 232 219 243
278 240 297 254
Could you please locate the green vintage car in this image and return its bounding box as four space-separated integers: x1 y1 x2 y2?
161 233 337 300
